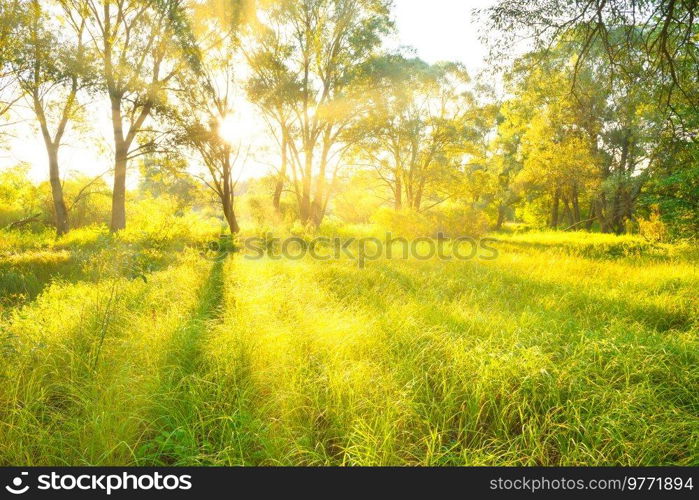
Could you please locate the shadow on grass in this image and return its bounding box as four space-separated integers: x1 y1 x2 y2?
494 238 673 261
315 259 695 335
0 245 181 311
313 259 698 465
136 259 271 466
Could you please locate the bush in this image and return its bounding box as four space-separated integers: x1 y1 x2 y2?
372 206 490 239
495 231 667 259
639 206 669 243
119 196 220 247
244 195 295 228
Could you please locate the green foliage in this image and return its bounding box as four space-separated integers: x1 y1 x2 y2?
119 196 220 247
638 206 669 244
0 165 43 228
372 206 489 239
139 156 207 212
640 107 699 239
332 172 385 224
484 0 698 238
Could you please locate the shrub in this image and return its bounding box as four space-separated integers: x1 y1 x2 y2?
639 206 669 243
119 196 219 247
372 206 490 239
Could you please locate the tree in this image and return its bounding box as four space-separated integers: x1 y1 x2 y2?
639 87 699 238
244 12 301 215
167 0 252 235
517 104 598 229
138 154 206 212
0 0 23 133
482 1 699 234
74 0 192 232
248 0 393 226
492 37 666 233
0 164 42 226
12 0 91 235
481 0 698 109
354 56 478 212
489 98 527 230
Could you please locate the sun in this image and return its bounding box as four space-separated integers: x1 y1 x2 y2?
218 114 239 144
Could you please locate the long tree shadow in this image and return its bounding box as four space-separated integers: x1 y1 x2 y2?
136 259 272 465
314 259 695 335
0 244 182 311
312 260 697 463
136 259 226 464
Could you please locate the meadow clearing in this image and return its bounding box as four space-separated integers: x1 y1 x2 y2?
0 224 697 466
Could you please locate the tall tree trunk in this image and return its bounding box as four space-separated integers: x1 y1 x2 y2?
394 171 403 210
33 88 73 237
273 131 287 213
222 197 239 234
299 149 313 223
414 177 426 211
571 183 581 225
586 200 596 230
47 146 69 236
109 92 127 232
611 190 624 234
110 144 127 232
496 204 506 230
562 196 573 227
550 188 561 229
311 131 331 226
221 157 239 235
596 196 611 233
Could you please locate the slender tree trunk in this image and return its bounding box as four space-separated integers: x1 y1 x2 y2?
571 183 581 224
550 188 560 229
221 156 239 235
273 131 287 213
611 190 623 234
496 204 506 230
311 132 332 226
299 149 313 223
222 197 239 234
596 196 611 233
414 177 426 211
47 146 69 236
109 91 127 232
563 196 573 227
586 200 596 230
394 171 403 210
33 89 72 237
110 144 128 232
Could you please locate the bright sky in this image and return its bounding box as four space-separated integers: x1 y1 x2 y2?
393 0 494 70
1 0 496 184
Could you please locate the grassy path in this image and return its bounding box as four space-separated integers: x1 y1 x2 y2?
136 258 272 465
136 260 226 465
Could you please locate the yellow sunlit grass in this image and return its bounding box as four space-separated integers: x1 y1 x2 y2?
0 225 696 465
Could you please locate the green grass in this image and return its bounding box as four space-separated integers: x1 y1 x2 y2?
0 229 697 465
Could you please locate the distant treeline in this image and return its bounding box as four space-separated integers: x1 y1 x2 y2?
0 0 696 239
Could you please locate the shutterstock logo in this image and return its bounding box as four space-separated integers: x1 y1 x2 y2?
5 472 30 495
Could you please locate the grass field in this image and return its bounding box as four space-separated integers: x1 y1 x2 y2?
0 226 697 465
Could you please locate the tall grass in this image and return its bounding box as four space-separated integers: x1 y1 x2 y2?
0 229 697 465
